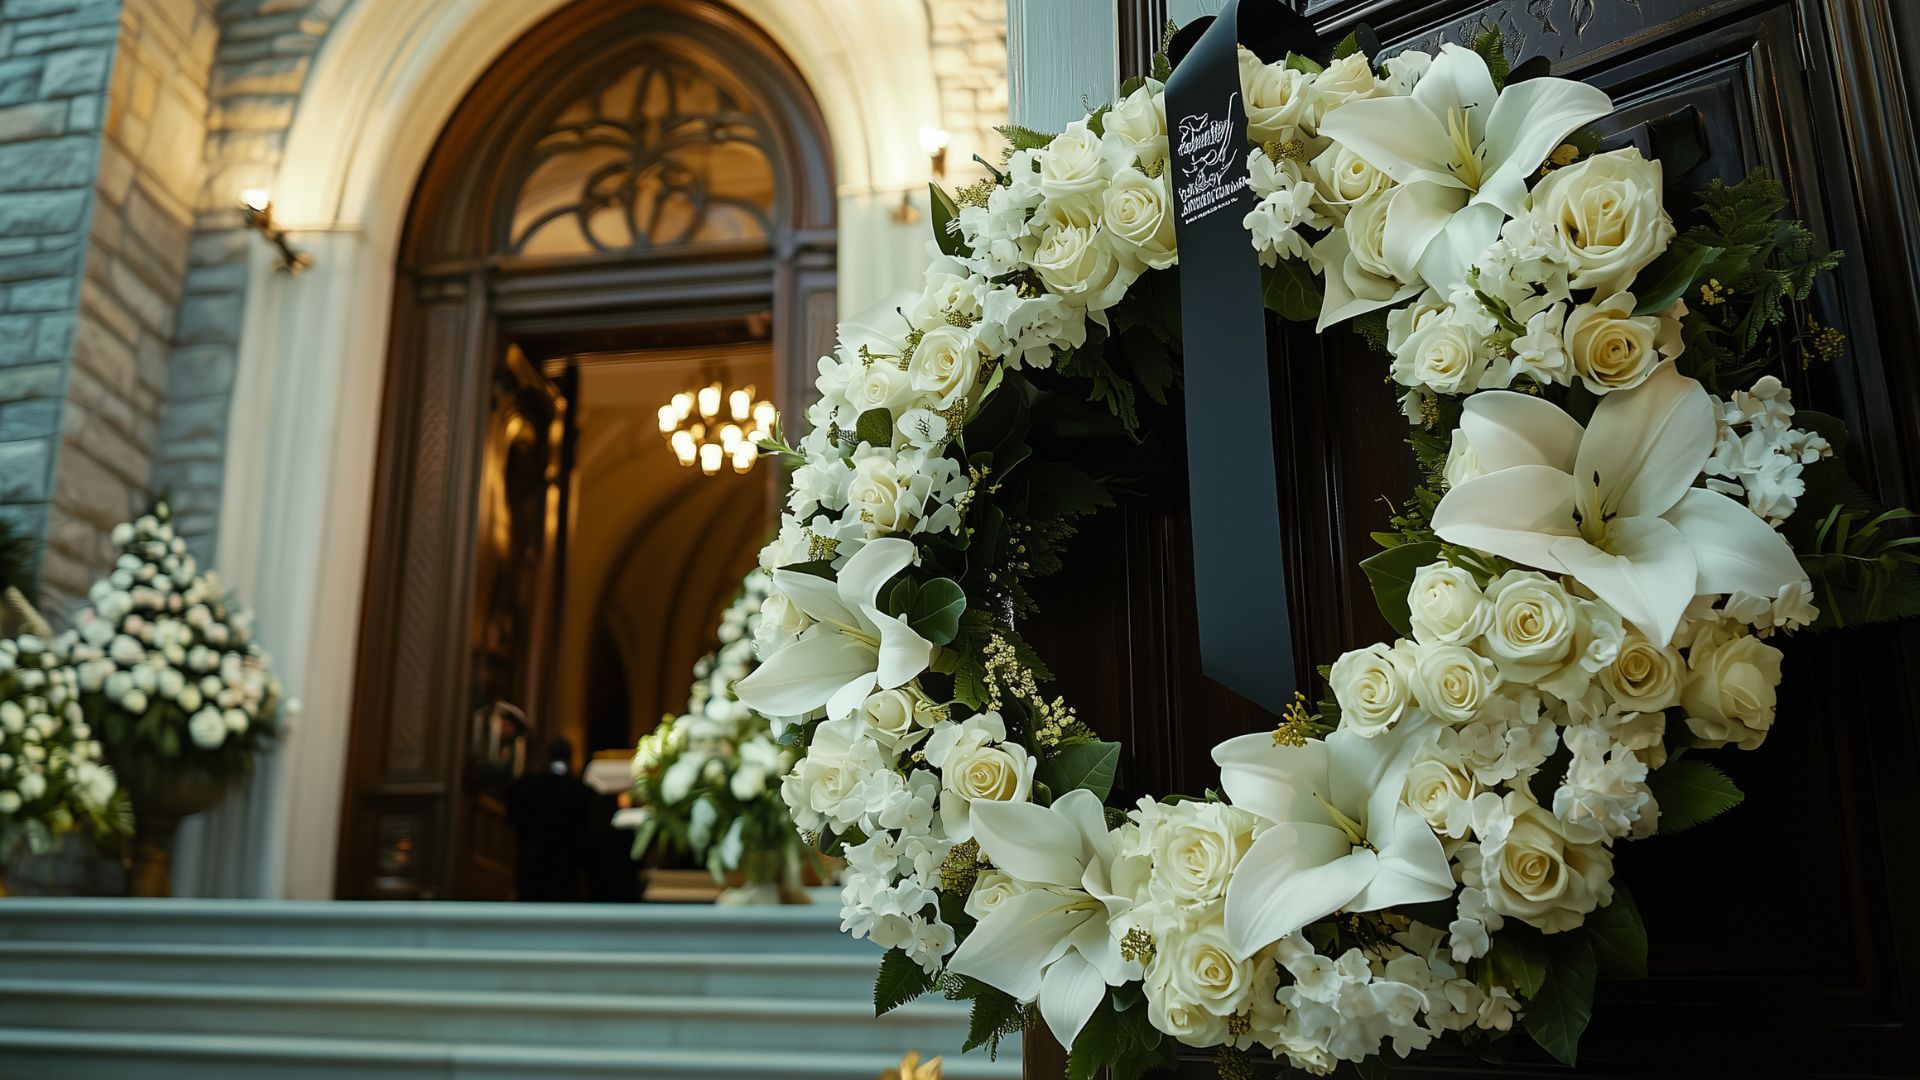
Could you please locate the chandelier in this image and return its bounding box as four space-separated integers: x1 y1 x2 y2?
657 382 776 474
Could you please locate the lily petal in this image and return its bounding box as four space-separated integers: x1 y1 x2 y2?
1476 75 1614 218
771 568 858 630
1548 516 1698 644
825 671 878 722
1224 823 1372 959
1666 488 1806 600
1460 390 1585 474
1052 788 1115 867
836 537 918 617
970 797 1088 889
1576 361 1716 520
1317 96 1464 191
1213 732 1331 827
1433 464 1581 570
863 604 933 689
1382 181 1466 285
1313 231 1423 331
948 888 1089 1002
1038 951 1107 1050
1410 44 1498 132
1416 202 1504 292
1349 804 1455 914
734 630 874 716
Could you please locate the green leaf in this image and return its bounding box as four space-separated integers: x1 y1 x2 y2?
1284 52 1323 75
1037 740 1121 802
873 948 938 1016
1470 28 1510 88
907 577 967 646
1487 926 1549 998
1359 540 1444 638
929 182 963 257
1647 758 1744 833
1023 461 1114 520
1586 885 1648 979
1262 257 1322 322
1632 241 1723 315
1330 31 1362 59
957 981 1024 1056
1523 932 1597 1066
1066 996 1120 1080
996 123 1057 152
854 407 893 448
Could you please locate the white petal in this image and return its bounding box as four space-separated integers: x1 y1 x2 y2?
825 671 878 722
1382 181 1466 284
1038 952 1108 1050
1476 76 1614 217
1224 824 1372 959
734 631 874 716
1411 44 1498 129
1349 805 1454 913
1313 232 1423 331
1052 788 1114 866
1432 464 1580 571
948 889 1088 1002
1460 391 1585 474
1548 517 1697 644
863 604 933 689
1577 362 1717 519
836 537 917 616
1213 732 1331 826
772 568 857 629
1416 202 1503 293
1317 96 1463 190
970 798 1087 889
1667 488 1805 600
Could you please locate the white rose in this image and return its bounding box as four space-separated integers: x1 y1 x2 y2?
730 764 767 802
1409 642 1502 724
1409 562 1492 645
188 707 228 749
943 740 1033 820
1311 52 1381 110
1680 623 1783 750
0 790 18 814
1469 792 1613 932
964 868 1029 922
18 771 44 800
1102 166 1178 270
1393 310 1490 395
1403 735 1476 838
1100 80 1167 170
223 707 249 734
1150 915 1255 1024
1239 50 1320 140
1329 641 1413 736
1313 192 1406 312
843 446 921 534
907 323 981 409
1564 291 1683 395
1600 631 1683 713
177 685 203 714
1036 119 1106 209
856 689 926 753
1137 799 1260 904
1527 147 1675 295
1309 142 1392 223
1027 217 1127 311
1480 571 1579 682
847 359 916 418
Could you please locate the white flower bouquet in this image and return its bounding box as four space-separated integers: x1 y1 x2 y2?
0 633 130 864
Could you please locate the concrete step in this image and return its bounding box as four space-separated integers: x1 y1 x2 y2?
0 941 882 998
0 897 856 954
0 1027 1024 1080
0 978 970 1056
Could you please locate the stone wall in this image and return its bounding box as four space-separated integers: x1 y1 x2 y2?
0 0 119 591
925 0 1009 181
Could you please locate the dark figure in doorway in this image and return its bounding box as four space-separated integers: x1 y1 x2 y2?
505 737 594 901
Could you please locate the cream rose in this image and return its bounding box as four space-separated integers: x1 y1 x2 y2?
1138 799 1259 903
1315 192 1407 314
1410 562 1491 650
1149 916 1255 1029
1393 312 1490 395
1311 51 1381 110
1310 142 1393 223
1480 571 1578 682
1403 735 1476 838
1471 792 1614 932
1103 166 1178 270
849 358 915 417
1239 50 1320 140
945 740 1033 815
1601 631 1683 713
1027 218 1125 309
1564 291 1684 394
907 323 981 409
1528 147 1675 295
1680 623 1783 749
843 446 923 533
1410 642 1502 724
964 869 1029 922
1329 641 1413 736
1037 118 1107 208
857 689 926 753
1101 80 1167 169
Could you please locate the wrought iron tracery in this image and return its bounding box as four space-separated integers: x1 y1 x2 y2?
507 50 780 256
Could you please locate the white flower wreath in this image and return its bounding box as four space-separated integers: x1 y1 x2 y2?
735 30 1901 1077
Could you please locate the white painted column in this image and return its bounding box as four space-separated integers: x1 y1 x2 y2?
1005 0 1119 129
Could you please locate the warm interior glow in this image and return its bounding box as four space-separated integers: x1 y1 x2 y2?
731 443 756 473
656 404 677 432
719 423 743 449
671 392 693 420
697 384 722 418
729 388 752 421
753 402 777 431
660 379 772 476
698 442 722 475
240 187 272 212
919 126 950 156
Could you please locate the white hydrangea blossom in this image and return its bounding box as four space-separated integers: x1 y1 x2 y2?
1705 375 1832 525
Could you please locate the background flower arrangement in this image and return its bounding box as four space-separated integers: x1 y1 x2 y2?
735 23 1915 1079
0 633 129 868
623 571 807 898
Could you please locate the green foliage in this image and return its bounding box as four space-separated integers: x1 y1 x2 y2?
1350 309 1390 354
929 182 964 258
1262 257 1322 322
907 578 968 646
1486 926 1548 998
946 976 1026 1058
1023 462 1116 520
854 407 893 449
1067 990 1180 1080
1631 240 1723 316
1523 931 1596 1066
1647 757 1744 833
1470 28 1510 88
996 124 1058 153
1359 540 1443 638
1036 740 1121 802
1586 885 1649 979
1800 505 1920 628
874 948 939 1016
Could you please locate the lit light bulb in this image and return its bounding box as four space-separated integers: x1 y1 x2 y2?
720 423 742 449
919 127 951 156
672 392 694 420
699 442 722 474
697 384 721 418
670 429 696 464
732 444 756 473
656 404 676 432
240 188 271 213
753 402 777 430
729 389 751 421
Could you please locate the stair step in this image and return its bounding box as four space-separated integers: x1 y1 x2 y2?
0 1027 1024 1080
0 898 856 953
0 941 881 997
0 979 972 1055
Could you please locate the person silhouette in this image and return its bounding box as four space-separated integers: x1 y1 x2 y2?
505 737 594 901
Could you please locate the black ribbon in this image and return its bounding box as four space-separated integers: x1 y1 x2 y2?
1164 0 1317 716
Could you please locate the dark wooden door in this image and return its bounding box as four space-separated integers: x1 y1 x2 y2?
1025 0 1920 1075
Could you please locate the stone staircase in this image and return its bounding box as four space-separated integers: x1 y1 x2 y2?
0 896 1021 1080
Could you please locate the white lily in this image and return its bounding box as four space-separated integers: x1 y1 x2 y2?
1214 716 1452 960
946 789 1142 1048
1319 44 1612 292
1432 362 1806 645
734 538 933 721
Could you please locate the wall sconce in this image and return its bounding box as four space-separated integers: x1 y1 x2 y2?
240 188 314 274
892 126 953 224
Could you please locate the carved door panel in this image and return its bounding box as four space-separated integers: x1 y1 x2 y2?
1023 0 1920 1075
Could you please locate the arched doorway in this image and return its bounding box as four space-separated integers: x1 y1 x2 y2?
336 0 835 900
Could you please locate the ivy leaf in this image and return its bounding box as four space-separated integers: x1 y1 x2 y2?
1586 885 1649 979
1037 740 1121 802
1523 932 1597 1066
1262 257 1322 321
1359 540 1443 638
873 948 938 1016
854 407 893 448
929 182 963 257
1632 240 1722 315
1647 758 1744 833
908 578 967 646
